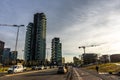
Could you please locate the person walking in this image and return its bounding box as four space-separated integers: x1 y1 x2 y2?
96 65 99 73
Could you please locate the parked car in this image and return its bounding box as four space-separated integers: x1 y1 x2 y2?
38 66 44 70
57 66 67 74
31 66 39 70
8 65 24 74
44 66 49 69
23 67 27 71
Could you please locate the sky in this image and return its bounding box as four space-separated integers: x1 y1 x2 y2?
0 0 120 62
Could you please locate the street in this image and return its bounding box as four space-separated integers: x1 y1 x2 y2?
1 67 120 80
72 67 120 80
0 68 67 80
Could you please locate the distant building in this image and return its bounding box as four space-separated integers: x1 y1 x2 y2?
2 48 11 65
62 57 65 64
51 37 62 66
24 13 47 65
82 53 98 65
0 40 5 64
73 56 81 66
99 55 110 63
110 54 120 62
10 51 18 62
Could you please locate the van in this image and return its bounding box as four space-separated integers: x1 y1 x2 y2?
8 65 24 74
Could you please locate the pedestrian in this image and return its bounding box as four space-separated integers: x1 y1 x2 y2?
96 65 99 73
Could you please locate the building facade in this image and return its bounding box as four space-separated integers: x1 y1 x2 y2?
24 13 46 65
51 37 62 66
82 53 98 65
24 23 34 62
73 56 81 66
0 40 5 64
99 55 110 63
10 51 18 64
2 48 11 65
62 57 65 64
110 54 120 62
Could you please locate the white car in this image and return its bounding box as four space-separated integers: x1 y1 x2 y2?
38 66 44 70
8 65 24 74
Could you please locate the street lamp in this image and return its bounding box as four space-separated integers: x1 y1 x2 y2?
13 25 24 64
13 25 24 52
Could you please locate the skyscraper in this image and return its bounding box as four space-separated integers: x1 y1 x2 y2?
24 13 46 65
24 23 34 61
51 37 62 66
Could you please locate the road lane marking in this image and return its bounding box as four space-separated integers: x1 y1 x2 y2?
73 68 83 80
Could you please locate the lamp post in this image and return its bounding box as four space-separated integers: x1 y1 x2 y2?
12 25 24 64
13 25 24 52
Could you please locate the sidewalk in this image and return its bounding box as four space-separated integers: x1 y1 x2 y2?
72 68 120 80
0 72 7 77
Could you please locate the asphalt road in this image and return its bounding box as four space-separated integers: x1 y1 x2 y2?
72 67 120 80
0 68 67 80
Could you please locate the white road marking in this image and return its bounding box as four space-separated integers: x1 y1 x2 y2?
73 68 83 80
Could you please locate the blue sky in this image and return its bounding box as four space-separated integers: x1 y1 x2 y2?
0 0 120 62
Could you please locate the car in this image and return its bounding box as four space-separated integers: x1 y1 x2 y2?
23 67 27 71
8 65 24 74
44 66 49 69
31 66 39 70
57 66 67 74
38 66 44 70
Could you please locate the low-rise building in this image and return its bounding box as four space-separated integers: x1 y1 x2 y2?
99 55 110 63
2 48 11 65
110 54 120 62
82 53 98 65
10 51 18 64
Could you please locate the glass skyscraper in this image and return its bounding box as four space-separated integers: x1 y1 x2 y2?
24 13 46 65
24 23 33 61
51 37 62 66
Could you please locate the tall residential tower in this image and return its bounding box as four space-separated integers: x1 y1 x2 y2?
24 13 46 65
51 37 62 66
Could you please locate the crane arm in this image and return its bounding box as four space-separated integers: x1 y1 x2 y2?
0 24 24 27
0 24 15 26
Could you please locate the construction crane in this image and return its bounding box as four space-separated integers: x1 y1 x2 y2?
0 24 24 51
78 45 99 54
